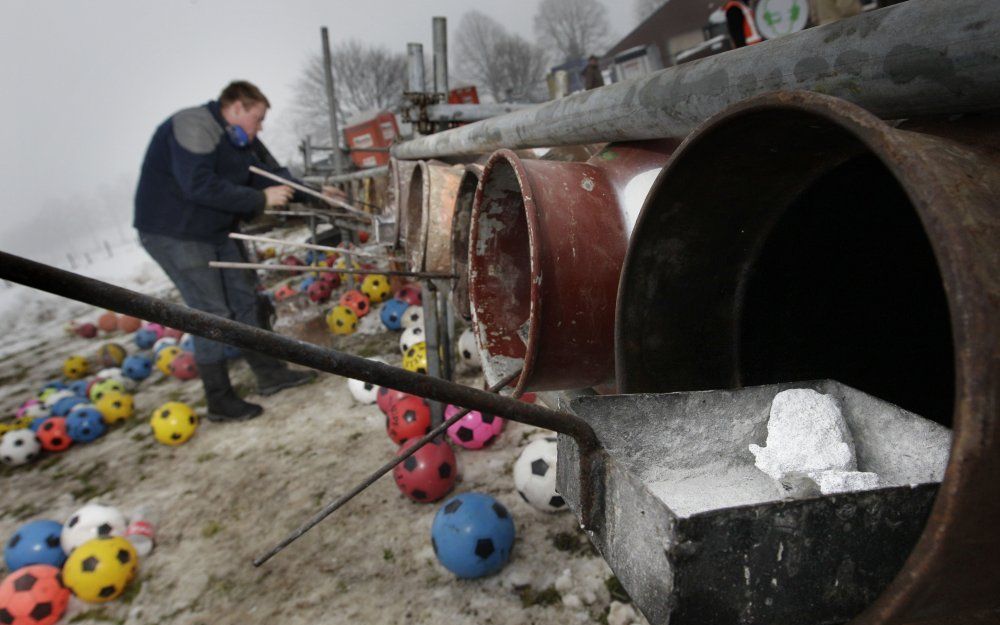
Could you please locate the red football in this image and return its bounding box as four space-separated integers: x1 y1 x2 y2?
392 438 457 503
386 396 431 445
117 315 142 333
97 312 119 333
318 271 341 288
307 280 333 303
170 352 199 380
74 323 98 339
339 290 370 318
281 255 305 266
376 387 411 418
358 231 370 243
36 418 71 452
0 565 70 625
394 284 422 307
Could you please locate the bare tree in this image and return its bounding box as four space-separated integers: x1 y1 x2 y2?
534 0 611 64
454 11 549 102
289 40 407 142
635 0 669 22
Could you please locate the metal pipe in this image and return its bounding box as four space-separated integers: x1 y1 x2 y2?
432 16 448 96
320 27 344 175
249 166 371 219
229 233 398 262
208 261 454 280
255 369 521 567
421 102 532 123
0 250 596 447
406 43 425 93
302 165 388 186
391 0 1000 159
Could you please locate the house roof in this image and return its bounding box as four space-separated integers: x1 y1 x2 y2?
604 0 726 64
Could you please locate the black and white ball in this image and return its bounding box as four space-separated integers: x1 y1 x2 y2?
0 430 40 466
513 437 566 513
348 357 384 404
96 367 137 392
400 324 425 354
43 390 75 410
401 305 424 329
61 502 127 553
457 329 481 369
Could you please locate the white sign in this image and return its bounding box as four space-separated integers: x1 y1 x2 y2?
755 0 809 39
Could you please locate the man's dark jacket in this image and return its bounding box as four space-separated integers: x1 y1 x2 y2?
134 100 299 244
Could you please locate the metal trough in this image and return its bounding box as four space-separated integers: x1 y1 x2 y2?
402 160 462 272
468 140 676 394
615 91 1000 623
558 380 951 625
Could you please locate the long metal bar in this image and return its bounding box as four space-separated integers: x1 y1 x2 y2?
255 369 520 567
320 26 344 175
391 0 1000 159
419 102 533 123
302 165 388 186
432 16 448 96
0 251 605 541
249 166 371 219
208 261 454 280
264 209 368 223
229 233 400 262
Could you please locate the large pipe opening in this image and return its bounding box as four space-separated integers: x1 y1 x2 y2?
617 104 955 426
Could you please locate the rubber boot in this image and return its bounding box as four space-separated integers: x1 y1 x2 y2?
200 363 263 422
243 351 317 397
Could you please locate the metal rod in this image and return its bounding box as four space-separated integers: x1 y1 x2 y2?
0 250 605 543
320 26 344 175
432 16 448 97
249 166 371 219
391 0 1000 159
302 165 388 185
254 369 521 567
208 261 455 280
422 282 445 427
406 43 425 93
229 233 399 262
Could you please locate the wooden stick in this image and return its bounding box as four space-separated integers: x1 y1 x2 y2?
249 166 372 219
230 233 403 262
209 261 455 280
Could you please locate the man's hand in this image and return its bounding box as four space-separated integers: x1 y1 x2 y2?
322 185 348 201
264 185 294 208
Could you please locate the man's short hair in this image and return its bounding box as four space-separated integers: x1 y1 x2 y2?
219 80 270 109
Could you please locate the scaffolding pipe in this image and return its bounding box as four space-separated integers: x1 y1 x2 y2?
432 16 448 96
407 43 425 93
302 166 388 186
391 0 1000 159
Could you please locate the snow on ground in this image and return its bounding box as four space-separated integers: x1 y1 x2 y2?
0 234 646 625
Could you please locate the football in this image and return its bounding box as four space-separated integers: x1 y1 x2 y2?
4 520 66 571
457 329 482 369
401 305 423 329
387 396 432 445
445 406 505 450
0 430 40 467
0 564 70 625
430 492 515 579
60 503 127 554
149 402 199 446
62 537 137 603
399 324 425 354
513 437 567 513
392 439 457 503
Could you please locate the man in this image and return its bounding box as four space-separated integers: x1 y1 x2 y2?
134 80 316 422
581 55 604 90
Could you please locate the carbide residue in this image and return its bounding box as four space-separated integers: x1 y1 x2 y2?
475 212 506 256
777 543 784 561
580 176 595 192
744 566 751 586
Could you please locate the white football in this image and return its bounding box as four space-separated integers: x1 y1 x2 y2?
513 436 567 513
61 502 128 553
401 305 424 330
399 324 425 354
43 390 75 409
20 402 49 419
457 329 482 369
0 430 41 467
153 337 178 355
348 357 384 404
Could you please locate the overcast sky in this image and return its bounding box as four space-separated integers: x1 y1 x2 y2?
0 0 635 262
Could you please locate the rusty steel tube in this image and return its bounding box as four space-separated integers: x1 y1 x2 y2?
392 0 1000 160
401 160 462 272
469 140 676 394
616 91 1000 624
449 163 483 322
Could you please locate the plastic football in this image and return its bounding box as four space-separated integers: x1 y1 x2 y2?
387 395 432 445
513 437 566 513
431 493 515 579
62 356 89 381
149 402 198 446
95 343 127 368
379 298 409 331
65 407 107 444
339 290 371 318
60 504 127 554
0 564 70 625
394 284 422 306
446 406 505 450
94 391 135 425
326 306 358 336
121 355 153 381
169 352 198 380
61 537 137 603
401 305 423 329
88 379 125 403
360 274 392 304
36 419 71 452
393 439 457 503
457 329 482 369
0 430 40 467
154 346 182 375
4 520 66 571
399 324 425 353
402 342 428 374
